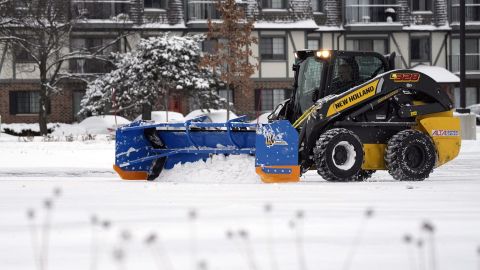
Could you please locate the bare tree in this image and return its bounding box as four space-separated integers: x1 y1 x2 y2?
0 0 126 134
200 0 258 120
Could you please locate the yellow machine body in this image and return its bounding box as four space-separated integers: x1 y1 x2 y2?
361 110 461 170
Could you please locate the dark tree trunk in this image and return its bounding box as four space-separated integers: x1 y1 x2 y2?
38 90 48 135
39 62 48 135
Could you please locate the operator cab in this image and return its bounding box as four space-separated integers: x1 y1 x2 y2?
271 50 392 124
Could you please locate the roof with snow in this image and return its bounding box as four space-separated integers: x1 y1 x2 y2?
411 65 460 84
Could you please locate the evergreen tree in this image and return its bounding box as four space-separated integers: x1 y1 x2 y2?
80 33 224 118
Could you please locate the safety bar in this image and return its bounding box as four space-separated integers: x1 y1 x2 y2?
226 116 247 149
120 115 257 132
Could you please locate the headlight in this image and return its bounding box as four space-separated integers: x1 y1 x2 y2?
316 50 330 58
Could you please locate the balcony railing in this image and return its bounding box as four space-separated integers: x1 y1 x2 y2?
188 1 221 21
345 1 400 24
451 0 480 23
450 54 480 72
72 0 131 20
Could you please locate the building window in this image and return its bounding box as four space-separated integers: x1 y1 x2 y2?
454 87 479 108
260 37 286 60
411 0 431 11
70 37 119 73
9 91 45 115
307 39 320 50
451 0 480 23
451 38 480 72
144 0 167 9
410 34 430 62
261 0 286 9
187 0 220 20
202 39 218 54
311 0 322 12
345 0 399 24
71 37 119 54
217 89 234 103
72 1 130 19
73 91 85 121
346 39 387 54
15 46 36 63
255 89 291 112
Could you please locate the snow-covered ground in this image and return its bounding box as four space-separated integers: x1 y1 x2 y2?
1 131 480 270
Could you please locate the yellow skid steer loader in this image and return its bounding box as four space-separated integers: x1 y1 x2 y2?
114 50 461 182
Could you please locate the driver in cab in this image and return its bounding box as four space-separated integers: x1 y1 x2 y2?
332 63 355 94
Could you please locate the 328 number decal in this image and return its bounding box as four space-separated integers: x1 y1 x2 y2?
390 73 420 82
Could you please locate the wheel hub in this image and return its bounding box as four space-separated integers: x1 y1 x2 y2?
333 146 348 165
405 144 425 169
331 141 357 170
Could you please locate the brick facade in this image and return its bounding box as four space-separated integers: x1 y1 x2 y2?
0 82 84 124
434 0 448 26
233 80 293 117
324 0 341 26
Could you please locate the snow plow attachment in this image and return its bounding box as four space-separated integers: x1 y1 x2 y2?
114 116 300 183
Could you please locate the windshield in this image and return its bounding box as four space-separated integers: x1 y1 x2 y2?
295 56 325 113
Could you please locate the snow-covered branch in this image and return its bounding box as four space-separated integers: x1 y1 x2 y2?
80 33 225 118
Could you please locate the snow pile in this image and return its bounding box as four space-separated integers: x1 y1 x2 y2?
0 118 131 137
185 109 238 122
79 115 131 134
135 111 185 123
50 123 87 137
157 154 261 183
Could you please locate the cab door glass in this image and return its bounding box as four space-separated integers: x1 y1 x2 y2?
296 57 324 113
330 55 385 95
330 56 357 95
356 55 385 82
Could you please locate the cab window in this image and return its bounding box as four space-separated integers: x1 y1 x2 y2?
356 55 385 81
330 56 357 95
330 54 385 95
295 57 324 113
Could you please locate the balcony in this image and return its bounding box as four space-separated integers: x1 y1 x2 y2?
71 0 131 21
345 0 402 30
451 0 480 23
187 1 221 21
451 54 480 73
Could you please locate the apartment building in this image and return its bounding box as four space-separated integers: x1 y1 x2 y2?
449 0 480 107
0 0 470 124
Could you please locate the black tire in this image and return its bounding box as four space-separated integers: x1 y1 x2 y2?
385 130 436 181
144 128 167 181
313 128 364 182
357 170 375 181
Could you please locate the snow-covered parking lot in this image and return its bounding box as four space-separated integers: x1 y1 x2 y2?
1 133 480 270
